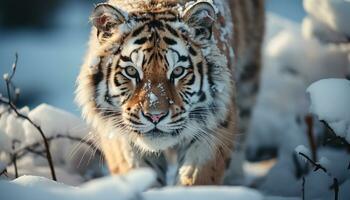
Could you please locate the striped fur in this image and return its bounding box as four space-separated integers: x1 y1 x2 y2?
76 0 264 186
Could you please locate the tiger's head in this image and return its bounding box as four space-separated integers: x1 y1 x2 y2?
76 1 233 152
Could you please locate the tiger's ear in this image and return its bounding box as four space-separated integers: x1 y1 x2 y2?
182 2 217 39
91 3 126 33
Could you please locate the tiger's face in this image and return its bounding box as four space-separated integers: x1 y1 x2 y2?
78 2 232 152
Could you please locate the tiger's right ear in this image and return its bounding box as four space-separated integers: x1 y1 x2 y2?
91 3 126 33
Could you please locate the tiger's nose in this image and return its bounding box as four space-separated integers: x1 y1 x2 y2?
143 111 168 123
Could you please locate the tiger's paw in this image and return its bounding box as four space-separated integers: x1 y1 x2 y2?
178 165 199 186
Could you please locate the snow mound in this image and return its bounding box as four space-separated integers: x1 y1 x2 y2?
0 168 268 200
23 104 89 144
307 78 350 141
0 168 156 200
304 0 350 38
295 145 311 157
0 103 97 185
144 187 263 200
302 16 350 43
247 12 348 161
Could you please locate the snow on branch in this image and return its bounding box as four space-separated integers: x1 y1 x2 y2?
0 53 57 180
307 79 350 144
0 54 97 182
296 146 339 200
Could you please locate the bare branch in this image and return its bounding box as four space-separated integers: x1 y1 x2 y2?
297 152 339 200
302 176 305 200
6 134 101 168
298 152 328 174
1 53 57 181
331 178 339 200
11 140 19 178
0 168 8 177
305 115 317 161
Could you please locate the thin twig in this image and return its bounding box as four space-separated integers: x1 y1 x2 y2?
305 115 317 161
11 140 19 178
11 154 18 178
6 134 101 168
298 152 328 173
298 152 339 200
0 168 8 177
2 54 57 180
302 176 305 200
332 178 339 200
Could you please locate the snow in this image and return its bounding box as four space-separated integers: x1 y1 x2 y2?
302 16 350 43
246 10 349 161
3 73 9 81
144 187 262 200
148 92 158 106
307 79 350 141
22 103 89 144
294 145 311 158
0 168 267 200
0 103 100 185
1 169 156 200
303 0 350 37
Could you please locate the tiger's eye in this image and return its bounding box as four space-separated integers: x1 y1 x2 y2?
125 66 137 77
172 66 185 78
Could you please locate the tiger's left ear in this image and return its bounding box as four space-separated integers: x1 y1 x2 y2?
91 3 126 33
182 2 217 39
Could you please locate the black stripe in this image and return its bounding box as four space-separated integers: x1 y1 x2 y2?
148 53 155 65
104 61 113 105
171 112 182 119
198 91 206 102
185 73 195 85
163 36 177 45
130 113 140 119
148 20 164 29
129 118 143 125
179 93 189 104
114 71 127 87
196 61 204 92
188 46 197 56
207 62 215 97
132 25 145 36
134 37 148 45
169 117 185 124
92 57 104 98
178 55 188 62
120 55 131 62
185 91 196 97
165 23 179 37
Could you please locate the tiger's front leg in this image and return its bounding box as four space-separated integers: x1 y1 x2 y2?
176 140 232 186
100 135 168 186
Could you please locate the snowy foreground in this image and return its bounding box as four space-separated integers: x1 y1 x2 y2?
1 0 350 199
1 169 263 200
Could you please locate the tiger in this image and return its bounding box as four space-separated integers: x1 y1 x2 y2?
76 0 264 186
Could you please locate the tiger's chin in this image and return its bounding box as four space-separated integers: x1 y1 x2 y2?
132 129 182 152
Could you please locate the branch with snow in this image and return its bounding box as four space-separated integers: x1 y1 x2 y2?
296 145 339 200
1 54 99 182
0 53 57 180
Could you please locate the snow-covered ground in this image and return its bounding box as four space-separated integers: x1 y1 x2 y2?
1 0 350 199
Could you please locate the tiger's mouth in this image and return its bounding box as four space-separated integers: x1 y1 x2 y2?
136 127 183 138
132 127 186 151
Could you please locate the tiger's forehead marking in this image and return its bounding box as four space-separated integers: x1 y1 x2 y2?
118 11 192 74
